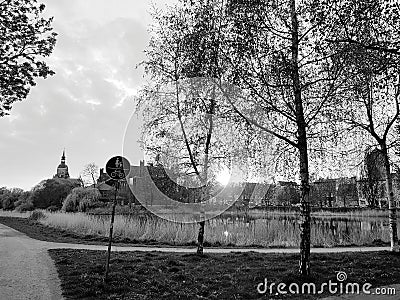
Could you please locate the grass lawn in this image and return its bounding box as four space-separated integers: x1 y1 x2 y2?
49 249 400 299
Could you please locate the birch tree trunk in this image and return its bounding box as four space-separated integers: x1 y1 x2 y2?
381 143 399 252
197 87 216 255
290 0 311 276
197 220 205 254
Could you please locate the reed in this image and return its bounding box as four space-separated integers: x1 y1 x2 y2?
0 210 30 218
37 210 398 248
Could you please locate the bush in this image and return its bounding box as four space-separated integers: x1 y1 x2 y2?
28 210 46 221
78 198 92 212
46 205 59 212
62 187 101 212
2 197 15 210
15 201 34 212
62 194 77 212
13 191 34 212
90 201 107 209
0 188 24 210
30 178 81 209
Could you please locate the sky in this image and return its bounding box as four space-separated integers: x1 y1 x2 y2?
0 0 174 190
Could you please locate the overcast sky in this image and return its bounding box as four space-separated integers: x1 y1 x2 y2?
0 0 175 190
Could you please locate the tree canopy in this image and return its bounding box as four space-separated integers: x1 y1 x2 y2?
0 0 57 117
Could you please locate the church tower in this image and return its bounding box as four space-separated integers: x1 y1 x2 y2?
54 149 70 179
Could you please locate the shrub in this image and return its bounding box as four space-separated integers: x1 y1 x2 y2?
13 199 23 208
30 178 81 209
2 197 15 210
62 194 77 212
62 187 101 212
14 191 34 212
0 188 24 210
78 198 92 212
90 201 107 209
47 205 59 212
15 201 34 212
29 210 46 221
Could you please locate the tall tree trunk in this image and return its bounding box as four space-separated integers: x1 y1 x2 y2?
298 144 311 276
290 0 311 276
381 143 399 252
197 88 216 255
197 220 205 255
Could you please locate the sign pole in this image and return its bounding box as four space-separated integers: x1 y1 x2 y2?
103 155 130 283
104 180 119 283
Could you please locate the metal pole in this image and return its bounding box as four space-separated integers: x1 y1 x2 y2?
104 181 118 283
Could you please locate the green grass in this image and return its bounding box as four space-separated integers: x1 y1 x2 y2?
48 249 400 299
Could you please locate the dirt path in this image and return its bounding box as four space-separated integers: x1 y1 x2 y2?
0 222 395 300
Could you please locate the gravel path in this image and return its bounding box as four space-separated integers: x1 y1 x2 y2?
0 224 64 300
0 222 396 300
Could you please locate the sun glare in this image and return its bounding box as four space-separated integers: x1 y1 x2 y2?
216 167 231 186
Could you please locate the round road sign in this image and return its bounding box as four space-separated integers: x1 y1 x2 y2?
105 156 131 180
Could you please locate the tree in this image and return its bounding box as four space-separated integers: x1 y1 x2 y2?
14 190 34 212
323 0 400 251
336 178 358 208
215 0 351 275
0 0 57 116
0 187 23 210
322 0 400 56
30 178 81 209
81 163 99 187
138 2 258 255
309 179 336 208
142 0 352 275
62 187 101 212
358 149 385 208
274 183 300 206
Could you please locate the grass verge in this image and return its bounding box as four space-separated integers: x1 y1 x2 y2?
0 216 202 247
0 216 110 245
49 249 400 299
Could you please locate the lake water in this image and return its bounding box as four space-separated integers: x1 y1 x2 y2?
93 211 398 247
204 214 397 247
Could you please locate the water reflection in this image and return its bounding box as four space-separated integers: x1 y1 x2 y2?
92 212 398 247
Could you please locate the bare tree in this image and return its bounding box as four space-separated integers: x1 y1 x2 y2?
81 163 99 187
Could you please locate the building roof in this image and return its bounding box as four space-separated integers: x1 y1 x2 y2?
96 182 114 191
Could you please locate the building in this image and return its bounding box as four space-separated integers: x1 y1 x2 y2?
356 148 400 208
96 167 135 204
54 150 70 179
95 156 400 209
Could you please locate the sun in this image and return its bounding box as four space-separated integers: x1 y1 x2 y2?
215 167 231 186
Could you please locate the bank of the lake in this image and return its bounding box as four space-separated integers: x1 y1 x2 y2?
0 208 396 248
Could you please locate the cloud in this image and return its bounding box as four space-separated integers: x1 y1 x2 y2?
0 2 154 189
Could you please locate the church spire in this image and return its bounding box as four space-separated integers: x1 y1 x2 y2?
54 148 69 179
